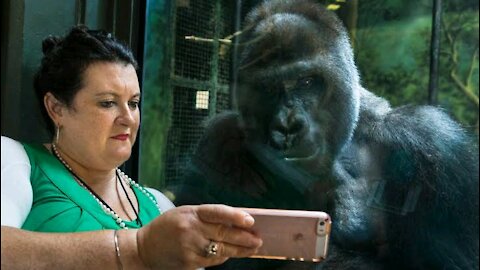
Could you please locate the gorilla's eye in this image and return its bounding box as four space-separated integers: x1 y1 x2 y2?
297 77 314 88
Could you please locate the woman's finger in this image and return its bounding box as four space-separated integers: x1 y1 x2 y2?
195 204 255 228
200 223 263 248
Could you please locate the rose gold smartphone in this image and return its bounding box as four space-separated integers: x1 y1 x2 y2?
238 207 331 262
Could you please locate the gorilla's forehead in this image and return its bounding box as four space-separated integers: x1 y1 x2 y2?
240 14 342 72
254 13 319 40
239 54 337 81
254 16 333 50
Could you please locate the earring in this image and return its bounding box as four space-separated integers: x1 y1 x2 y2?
55 125 60 144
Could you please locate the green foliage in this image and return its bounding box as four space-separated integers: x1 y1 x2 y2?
438 9 479 132
354 16 431 107
354 0 479 134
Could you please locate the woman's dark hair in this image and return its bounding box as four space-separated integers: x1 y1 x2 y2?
34 25 138 137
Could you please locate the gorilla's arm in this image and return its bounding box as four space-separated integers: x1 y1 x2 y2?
338 94 479 269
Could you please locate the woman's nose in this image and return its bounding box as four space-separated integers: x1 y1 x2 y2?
117 104 137 126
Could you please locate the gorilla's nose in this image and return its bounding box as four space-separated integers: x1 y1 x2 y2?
270 112 308 150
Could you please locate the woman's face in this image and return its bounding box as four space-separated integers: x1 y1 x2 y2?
58 61 140 170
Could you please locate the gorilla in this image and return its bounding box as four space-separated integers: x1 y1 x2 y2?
173 1 479 269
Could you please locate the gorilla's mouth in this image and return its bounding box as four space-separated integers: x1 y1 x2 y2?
284 147 322 162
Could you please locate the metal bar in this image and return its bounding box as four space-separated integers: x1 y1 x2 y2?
170 0 178 79
428 0 442 105
112 0 117 35
209 0 222 116
231 0 242 109
129 0 135 46
75 0 86 25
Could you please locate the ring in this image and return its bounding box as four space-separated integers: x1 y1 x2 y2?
205 241 219 257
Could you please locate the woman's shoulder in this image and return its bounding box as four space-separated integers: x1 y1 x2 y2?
1 136 31 166
144 187 175 212
22 141 51 159
1 136 33 227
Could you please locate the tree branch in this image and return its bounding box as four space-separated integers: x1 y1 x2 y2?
450 71 479 107
442 15 479 109
466 48 478 88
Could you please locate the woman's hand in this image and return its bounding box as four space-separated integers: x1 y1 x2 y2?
136 204 263 270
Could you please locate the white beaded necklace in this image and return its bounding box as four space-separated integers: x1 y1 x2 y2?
52 143 161 229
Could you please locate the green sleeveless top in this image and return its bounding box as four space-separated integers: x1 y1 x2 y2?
21 143 161 232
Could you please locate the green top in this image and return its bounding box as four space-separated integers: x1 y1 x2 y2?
21 143 161 232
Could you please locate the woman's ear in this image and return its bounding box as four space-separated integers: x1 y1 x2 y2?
44 92 65 125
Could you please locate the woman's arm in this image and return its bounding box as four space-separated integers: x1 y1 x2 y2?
1 226 147 270
1 137 261 269
2 205 262 270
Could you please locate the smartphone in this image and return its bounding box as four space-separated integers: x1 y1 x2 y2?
238 207 331 262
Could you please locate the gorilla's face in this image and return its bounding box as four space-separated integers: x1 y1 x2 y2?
235 4 360 172
237 69 330 161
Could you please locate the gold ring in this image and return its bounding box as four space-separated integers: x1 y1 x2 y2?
205 241 219 257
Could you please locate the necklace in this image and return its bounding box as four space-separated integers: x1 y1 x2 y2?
117 169 142 226
51 143 161 229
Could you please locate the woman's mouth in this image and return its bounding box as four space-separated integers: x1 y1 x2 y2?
112 134 129 141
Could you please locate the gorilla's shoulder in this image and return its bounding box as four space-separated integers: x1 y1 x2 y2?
356 89 473 146
383 105 474 147
193 111 247 168
357 103 478 172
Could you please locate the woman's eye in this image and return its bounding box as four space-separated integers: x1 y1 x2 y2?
100 101 115 108
128 101 139 109
297 77 314 88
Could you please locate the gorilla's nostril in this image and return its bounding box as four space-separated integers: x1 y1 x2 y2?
290 120 304 134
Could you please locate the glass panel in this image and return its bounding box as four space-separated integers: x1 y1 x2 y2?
141 1 479 267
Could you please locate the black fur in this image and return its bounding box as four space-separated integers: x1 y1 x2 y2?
174 1 479 269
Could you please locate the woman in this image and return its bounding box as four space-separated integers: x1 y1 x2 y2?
1 26 262 269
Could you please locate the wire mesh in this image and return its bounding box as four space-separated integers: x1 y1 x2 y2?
165 0 236 187
174 1 213 81
173 1 234 83
165 86 209 184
